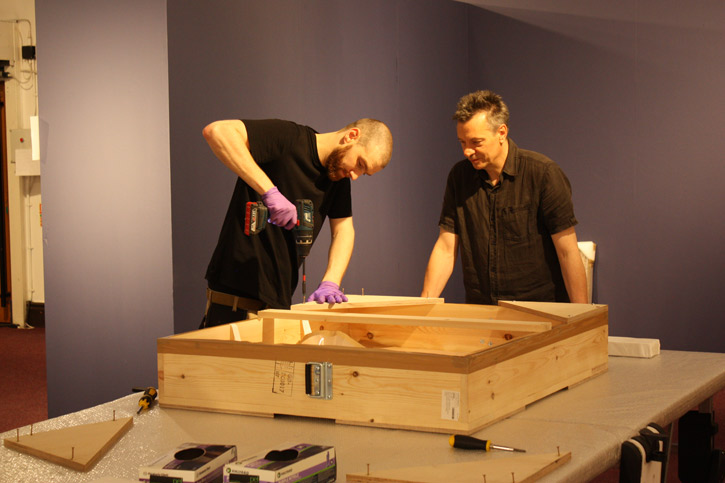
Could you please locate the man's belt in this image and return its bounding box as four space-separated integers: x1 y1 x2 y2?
205 288 266 314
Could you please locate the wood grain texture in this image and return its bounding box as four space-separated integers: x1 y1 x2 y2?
259 309 553 333
346 451 572 482
157 298 609 433
291 295 444 311
498 301 608 324
3 417 132 471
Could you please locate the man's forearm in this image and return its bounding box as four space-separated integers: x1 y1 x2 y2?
421 252 454 298
560 250 588 303
321 218 355 286
551 227 588 303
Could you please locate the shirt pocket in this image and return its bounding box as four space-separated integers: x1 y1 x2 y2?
498 204 533 241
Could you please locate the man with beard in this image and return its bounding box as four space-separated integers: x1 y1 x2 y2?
201 118 393 327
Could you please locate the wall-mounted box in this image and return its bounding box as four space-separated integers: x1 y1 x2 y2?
157 296 608 434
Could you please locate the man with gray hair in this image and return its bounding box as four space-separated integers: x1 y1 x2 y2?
421 90 587 304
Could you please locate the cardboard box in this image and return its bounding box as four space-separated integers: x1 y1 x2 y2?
139 443 237 483
224 443 336 483
157 297 608 434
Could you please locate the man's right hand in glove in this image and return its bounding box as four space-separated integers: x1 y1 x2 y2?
261 186 297 230
308 281 349 304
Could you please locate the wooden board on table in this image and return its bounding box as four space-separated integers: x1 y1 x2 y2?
291 295 444 311
347 451 571 483
3 416 133 472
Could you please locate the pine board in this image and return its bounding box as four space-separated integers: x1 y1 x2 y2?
3 417 133 471
347 451 572 483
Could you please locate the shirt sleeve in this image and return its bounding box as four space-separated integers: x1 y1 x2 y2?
327 178 352 219
541 163 578 234
438 167 458 234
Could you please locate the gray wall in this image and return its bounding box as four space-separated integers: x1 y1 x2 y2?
36 0 174 417
36 0 724 416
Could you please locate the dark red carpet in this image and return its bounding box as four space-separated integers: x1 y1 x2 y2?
0 327 48 433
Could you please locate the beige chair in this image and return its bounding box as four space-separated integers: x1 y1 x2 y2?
578 241 596 303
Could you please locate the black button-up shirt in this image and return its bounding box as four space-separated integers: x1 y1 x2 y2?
439 139 577 304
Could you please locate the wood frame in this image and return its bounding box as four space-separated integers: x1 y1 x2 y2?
157 297 608 434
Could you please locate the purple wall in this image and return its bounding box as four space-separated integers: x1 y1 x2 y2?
168 0 470 334
466 2 725 352
169 0 725 353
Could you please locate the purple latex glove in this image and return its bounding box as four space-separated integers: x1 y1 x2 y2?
307 281 349 304
261 186 297 230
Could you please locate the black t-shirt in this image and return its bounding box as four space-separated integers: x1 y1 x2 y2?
439 139 577 304
206 119 352 308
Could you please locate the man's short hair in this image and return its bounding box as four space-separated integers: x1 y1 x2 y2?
346 118 393 168
453 90 510 132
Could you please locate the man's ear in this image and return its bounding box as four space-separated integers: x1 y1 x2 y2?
343 127 361 144
497 124 508 142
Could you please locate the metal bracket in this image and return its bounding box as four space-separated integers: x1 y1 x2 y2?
305 362 333 400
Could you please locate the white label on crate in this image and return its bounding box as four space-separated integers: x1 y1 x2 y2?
272 361 295 395
441 390 460 421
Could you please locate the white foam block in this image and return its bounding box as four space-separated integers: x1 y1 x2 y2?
608 336 660 358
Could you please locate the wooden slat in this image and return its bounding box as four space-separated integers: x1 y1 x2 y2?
259 309 552 333
291 295 444 311
498 301 608 324
158 337 471 373
346 451 572 482
466 309 608 373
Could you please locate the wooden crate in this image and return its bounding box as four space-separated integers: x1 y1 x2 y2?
157 296 608 434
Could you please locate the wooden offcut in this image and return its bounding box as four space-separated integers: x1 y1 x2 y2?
157 296 608 434
3 416 133 471
346 451 572 483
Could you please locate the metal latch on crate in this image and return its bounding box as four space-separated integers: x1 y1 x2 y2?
305 362 332 400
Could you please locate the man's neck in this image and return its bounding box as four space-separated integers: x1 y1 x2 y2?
485 139 509 185
315 132 331 166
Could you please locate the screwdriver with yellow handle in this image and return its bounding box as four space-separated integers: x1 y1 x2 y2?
449 435 526 453
136 387 158 414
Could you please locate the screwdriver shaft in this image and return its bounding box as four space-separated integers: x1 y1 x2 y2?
490 444 526 452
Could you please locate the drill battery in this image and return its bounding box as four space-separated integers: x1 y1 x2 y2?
244 201 268 236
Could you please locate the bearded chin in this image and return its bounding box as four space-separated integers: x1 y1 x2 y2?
326 145 352 181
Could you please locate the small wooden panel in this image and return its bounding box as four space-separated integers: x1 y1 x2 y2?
3 417 133 472
347 451 572 483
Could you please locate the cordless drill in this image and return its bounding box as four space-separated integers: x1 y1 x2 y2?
244 198 314 301
294 200 314 302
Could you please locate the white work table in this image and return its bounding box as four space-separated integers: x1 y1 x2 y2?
2 350 724 483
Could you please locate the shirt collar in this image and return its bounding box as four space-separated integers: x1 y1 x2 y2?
477 138 519 184
501 138 518 178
